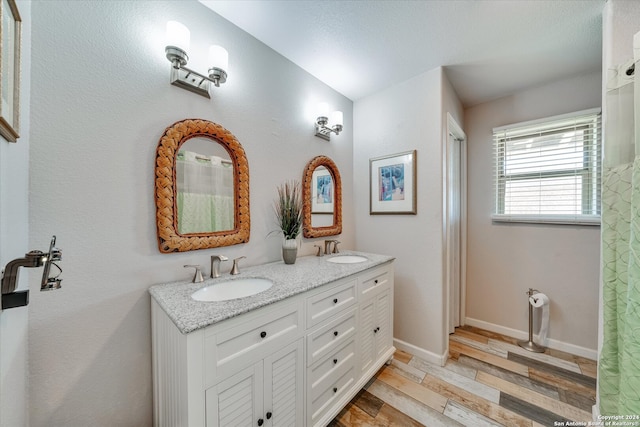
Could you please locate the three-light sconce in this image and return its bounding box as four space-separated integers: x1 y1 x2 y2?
315 102 344 141
164 21 228 98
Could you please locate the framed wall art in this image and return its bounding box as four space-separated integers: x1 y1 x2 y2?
0 0 21 142
370 150 416 214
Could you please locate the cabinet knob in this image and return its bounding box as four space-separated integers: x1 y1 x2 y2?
257 419 264 426
333 298 338 304
374 279 378 284
333 331 338 337
266 412 272 420
260 331 267 339
333 387 338 393
333 358 338 364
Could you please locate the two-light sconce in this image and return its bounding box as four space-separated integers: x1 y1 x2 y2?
165 21 346 139
315 102 343 141
164 21 228 99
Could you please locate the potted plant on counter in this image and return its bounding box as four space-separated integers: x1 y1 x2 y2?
273 180 303 264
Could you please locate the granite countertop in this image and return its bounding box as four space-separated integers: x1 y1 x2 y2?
149 250 394 334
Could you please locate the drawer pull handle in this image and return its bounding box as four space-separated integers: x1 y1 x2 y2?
333 298 338 304
374 327 380 333
333 331 338 337
333 387 338 393
260 331 267 339
266 412 272 420
258 419 264 426
333 358 338 364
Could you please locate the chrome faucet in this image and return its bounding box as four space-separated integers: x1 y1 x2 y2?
314 245 323 257
210 255 228 278
230 256 246 275
332 241 341 253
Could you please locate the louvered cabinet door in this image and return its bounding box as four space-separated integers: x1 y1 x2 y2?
206 364 263 427
262 338 304 427
358 298 376 375
374 289 392 361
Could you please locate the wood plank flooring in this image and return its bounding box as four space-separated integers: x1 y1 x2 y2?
330 325 597 427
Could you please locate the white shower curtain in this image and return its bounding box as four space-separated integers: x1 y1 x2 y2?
176 151 234 234
599 31 640 416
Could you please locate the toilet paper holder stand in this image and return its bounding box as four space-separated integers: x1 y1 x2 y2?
518 288 546 353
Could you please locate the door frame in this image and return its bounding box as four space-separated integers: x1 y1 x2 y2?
444 113 467 335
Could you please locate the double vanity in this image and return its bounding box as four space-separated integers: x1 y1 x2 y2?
150 251 395 427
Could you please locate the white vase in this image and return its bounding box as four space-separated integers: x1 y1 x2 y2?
282 238 298 264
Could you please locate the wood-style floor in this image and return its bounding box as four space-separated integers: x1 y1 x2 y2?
330 325 597 427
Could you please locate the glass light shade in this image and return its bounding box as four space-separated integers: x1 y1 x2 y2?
209 45 228 72
317 102 330 118
166 21 190 51
330 111 344 127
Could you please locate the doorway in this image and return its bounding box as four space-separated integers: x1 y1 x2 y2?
445 114 467 334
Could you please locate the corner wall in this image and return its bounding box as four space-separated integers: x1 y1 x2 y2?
0 1 31 425
28 1 353 424
464 70 602 358
354 67 463 363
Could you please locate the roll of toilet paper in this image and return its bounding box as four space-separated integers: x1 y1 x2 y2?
529 292 550 345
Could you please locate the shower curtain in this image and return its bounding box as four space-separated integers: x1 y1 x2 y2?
599 31 640 416
176 151 234 234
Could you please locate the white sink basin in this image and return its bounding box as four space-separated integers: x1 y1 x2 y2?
191 278 273 302
326 255 368 264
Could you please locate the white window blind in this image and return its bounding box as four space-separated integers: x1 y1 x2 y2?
492 108 601 225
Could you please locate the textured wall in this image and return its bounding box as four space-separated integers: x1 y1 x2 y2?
354 68 463 362
465 71 602 355
28 1 353 425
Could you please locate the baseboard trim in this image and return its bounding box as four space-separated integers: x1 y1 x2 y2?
464 317 598 361
393 338 448 367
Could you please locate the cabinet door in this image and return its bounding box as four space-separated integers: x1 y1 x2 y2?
374 289 392 360
263 339 304 427
206 364 263 427
358 297 376 375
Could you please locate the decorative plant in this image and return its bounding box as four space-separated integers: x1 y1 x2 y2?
273 180 303 240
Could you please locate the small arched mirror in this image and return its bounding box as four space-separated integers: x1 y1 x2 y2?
302 156 342 238
155 119 250 252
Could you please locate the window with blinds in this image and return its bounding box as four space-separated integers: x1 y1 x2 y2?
492 108 601 225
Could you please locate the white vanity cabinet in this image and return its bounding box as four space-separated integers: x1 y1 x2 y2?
151 260 394 427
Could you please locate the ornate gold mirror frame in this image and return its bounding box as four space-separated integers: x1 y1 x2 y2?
302 155 342 238
155 119 250 252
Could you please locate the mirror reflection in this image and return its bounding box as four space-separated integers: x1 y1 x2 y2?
176 138 233 234
310 166 334 228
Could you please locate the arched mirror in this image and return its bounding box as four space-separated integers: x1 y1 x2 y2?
302 156 342 238
155 119 250 252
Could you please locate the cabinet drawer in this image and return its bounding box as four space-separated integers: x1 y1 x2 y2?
205 301 302 385
359 267 390 298
308 338 356 392
307 309 356 366
306 279 356 328
308 363 356 426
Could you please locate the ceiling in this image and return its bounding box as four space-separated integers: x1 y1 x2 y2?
200 0 604 107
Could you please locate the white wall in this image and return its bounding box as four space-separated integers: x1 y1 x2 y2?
465 70 602 357
0 0 31 425
354 68 463 363
27 1 353 425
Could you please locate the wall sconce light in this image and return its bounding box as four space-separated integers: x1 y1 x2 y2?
315 102 344 141
164 21 228 99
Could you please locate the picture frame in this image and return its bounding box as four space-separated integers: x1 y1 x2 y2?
370 150 417 214
311 166 334 214
0 0 21 142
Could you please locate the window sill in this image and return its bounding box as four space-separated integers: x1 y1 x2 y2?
491 214 601 226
